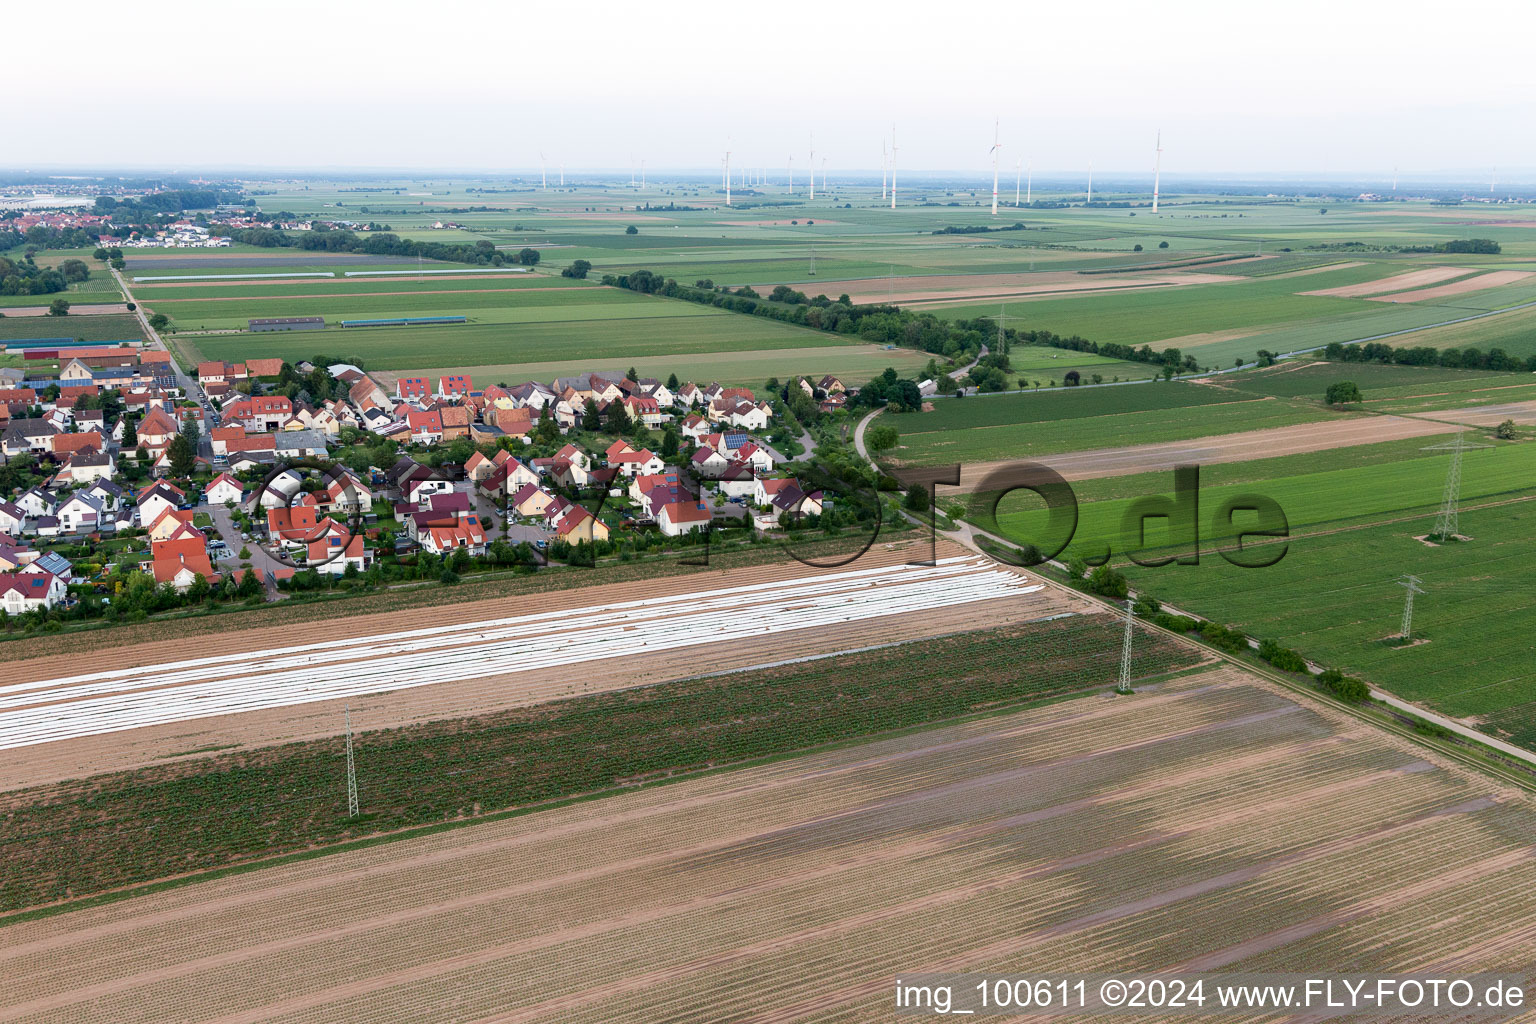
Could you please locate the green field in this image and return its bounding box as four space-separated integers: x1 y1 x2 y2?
976 430 1536 743
189 305 855 373
407 345 933 390
1216 360 1518 400
0 313 145 344
894 381 1341 463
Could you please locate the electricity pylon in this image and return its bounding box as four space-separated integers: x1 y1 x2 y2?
983 305 1015 356
1397 575 1425 642
344 704 359 818
1422 431 1492 541
1117 598 1134 694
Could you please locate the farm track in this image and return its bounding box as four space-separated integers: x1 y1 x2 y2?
7 666 1536 1022
0 544 1082 789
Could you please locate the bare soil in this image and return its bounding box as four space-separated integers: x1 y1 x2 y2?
1369 270 1535 303
1300 266 1472 299
6 666 1530 1024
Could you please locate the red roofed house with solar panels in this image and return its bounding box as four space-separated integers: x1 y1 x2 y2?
437 374 473 398
657 500 713 537
0 570 66 613
397 377 430 401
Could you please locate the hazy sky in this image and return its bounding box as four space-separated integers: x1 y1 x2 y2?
12 0 1534 179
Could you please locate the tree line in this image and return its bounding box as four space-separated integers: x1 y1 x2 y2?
221 225 533 267
1322 340 1536 372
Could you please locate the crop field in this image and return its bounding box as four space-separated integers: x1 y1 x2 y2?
147 283 706 331
387 344 934 391
187 303 849 372
893 383 1343 465
0 607 1197 913
10 663 1536 1022
0 312 145 344
1386 300 1536 359
967 421 1536 741
1214 359 1519 400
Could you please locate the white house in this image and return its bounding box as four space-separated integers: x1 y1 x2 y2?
0 570 65 613
657 500 712 537
206 472 246 506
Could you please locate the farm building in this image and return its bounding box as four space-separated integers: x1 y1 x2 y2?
248 317 325 333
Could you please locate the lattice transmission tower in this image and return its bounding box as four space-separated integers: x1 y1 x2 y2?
1422 431 1492 541
1117 598 1135 694
1397 575 1425 642
344 704 359 818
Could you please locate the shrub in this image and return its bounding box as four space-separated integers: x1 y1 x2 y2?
1086 564 1128 600
1258 638 1309 673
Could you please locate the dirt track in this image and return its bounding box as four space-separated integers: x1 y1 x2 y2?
7 666 1533 1023
941 407 1505 491
0 542 1083 789
0 303 129 317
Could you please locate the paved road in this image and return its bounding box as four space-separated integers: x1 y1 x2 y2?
204 501 288 597
112 265 218 456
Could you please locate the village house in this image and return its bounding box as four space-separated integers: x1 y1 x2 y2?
657 499 713 537
0 570 66 613
206 472 246 505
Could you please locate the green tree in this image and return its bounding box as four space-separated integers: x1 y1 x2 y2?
1087 564 1129 599
605 400 631 434
866 423 899 453
626 366 639 382
167 432 197 478
1324 380 1362 406
625 225 638 235
47 298 69 316
904 485 930 513
148 313 170 330
666 372 679 391
561 259 592 279
582 398 601 432
1496 419 1517 439
516 247 541 265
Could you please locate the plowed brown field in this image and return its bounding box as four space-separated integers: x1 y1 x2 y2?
7 666 1535 1023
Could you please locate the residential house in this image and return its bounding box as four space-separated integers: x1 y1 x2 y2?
135 481 186 527
406 408 443 445
150 534 216 592
689 446 729 478
51 450 114 487
509 482 556 518
543 496 609 544
437 374 473 399
222 396 293 432
396 377 431 401
0 571 66 613
657 500 713 537
55 492 107 533
205 472 246 505
306 533 368 575
2 418 56 457
274 429 329 459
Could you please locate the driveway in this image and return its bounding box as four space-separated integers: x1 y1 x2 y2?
204 501 288 596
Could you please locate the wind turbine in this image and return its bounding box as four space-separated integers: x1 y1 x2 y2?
1026 161 1032 205
641 159 646 190
788 155 794 194
889 125 898 210
820 156 827 193
1152 130 1163 213
804 134 817 199
540 152 547 191
989 117 1001 216
881 139 888 201
559 163 565 187
1014 157 1022 207
725 149 732 206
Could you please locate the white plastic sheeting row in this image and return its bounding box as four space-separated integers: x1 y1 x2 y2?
2 557 1038 751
